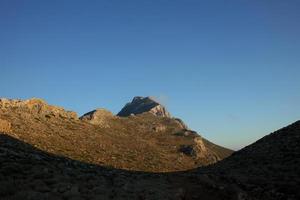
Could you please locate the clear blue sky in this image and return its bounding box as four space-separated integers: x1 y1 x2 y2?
1 0 299 150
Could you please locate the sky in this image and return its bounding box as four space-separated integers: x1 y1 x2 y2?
1 0 300 150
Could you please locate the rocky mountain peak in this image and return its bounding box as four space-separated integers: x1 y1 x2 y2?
117 96 171 118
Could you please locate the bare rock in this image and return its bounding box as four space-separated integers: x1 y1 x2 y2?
179 136 220 163
193 137 208 156
0 98 78 120
117 96 171 118
173 118 188 129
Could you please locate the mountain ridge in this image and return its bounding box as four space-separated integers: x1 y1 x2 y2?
0 96 233 172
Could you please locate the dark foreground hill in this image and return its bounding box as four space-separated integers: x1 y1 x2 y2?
201 120 300 200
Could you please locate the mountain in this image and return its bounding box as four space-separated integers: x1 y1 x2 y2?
0 97 232 172
0 106 298 199
117 96 171 117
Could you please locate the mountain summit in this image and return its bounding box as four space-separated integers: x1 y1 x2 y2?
117 96 171 117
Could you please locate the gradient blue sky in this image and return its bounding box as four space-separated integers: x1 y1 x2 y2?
1 0 300 150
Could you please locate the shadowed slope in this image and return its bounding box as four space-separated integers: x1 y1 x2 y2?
200 121 300 199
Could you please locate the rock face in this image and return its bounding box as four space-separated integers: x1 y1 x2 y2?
117 96 171 118
0 98 78 120
80 109 115 128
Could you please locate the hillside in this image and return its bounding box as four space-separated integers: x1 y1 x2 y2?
199 120 300 199
0 133 241 200
1 118 299 200
0 97 299 199
0 97 232 172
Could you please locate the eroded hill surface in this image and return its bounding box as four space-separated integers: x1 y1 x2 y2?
0 97 232 172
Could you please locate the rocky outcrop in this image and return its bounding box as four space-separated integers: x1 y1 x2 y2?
173 118 188 129
80 109 115 128
117 96 171 118
0 98 78 120
179 135 219 163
